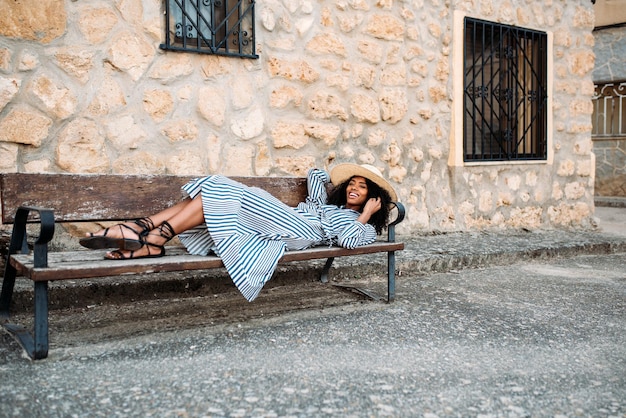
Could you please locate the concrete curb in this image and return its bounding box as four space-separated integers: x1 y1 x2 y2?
595 196 626 207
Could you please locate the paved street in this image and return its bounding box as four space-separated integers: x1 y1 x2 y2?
0 206 625 417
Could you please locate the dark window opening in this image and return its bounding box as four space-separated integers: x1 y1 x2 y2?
161 0 258 58
463 18 548 162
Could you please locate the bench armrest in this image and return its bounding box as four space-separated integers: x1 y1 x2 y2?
386 202 405 243
388 202 405 226
7 206 55 268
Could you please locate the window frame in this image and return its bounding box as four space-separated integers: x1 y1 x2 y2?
463 18 548 162
160 0 258 59
449 11 554 167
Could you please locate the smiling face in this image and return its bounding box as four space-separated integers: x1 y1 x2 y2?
344 176 369 210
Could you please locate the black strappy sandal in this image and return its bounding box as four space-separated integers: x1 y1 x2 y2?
105 221 175 260
133 217 155 237
79 217 155 250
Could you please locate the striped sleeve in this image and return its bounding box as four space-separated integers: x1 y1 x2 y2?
304 168 330 207
336 221 377 249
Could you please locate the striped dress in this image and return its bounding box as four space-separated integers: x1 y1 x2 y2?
177 169 377 301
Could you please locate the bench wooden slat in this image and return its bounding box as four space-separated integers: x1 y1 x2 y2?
0 173 308 223
10 242 404 282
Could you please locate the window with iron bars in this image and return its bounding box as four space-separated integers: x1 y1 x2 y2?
160 0 257 58
592 81 626 139
463 18 548 162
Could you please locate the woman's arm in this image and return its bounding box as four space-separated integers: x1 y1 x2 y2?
305 168 330 206
355 197 381 225
336 221 377 249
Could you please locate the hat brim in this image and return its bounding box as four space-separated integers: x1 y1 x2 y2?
329 163 397 202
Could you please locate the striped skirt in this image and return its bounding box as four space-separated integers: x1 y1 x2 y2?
178 175 326 301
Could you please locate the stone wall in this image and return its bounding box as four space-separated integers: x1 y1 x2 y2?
592 25 626 197
592 26 626 83
0 0 597 234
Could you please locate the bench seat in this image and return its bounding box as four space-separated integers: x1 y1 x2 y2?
9 242 404 282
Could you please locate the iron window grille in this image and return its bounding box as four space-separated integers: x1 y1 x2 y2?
463 18 548 162
160 0 258 58
592 81 626 139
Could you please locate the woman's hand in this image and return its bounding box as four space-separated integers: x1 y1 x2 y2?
356 197 381 224
363 197 382 215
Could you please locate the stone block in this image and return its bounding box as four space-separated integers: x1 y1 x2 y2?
0 77 20 112
56 119 109 173
0 106 51 146
0 0 66 43
161 119 199 142
143 89 174 122
365 14 405 41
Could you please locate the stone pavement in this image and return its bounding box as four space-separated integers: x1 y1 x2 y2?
0 206 625 417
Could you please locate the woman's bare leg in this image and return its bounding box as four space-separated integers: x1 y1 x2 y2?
145 198 195 228
156 195 205 234
85 198 195 239
105 196 206 259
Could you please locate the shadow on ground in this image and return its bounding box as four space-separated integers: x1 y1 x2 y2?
4 268 381 354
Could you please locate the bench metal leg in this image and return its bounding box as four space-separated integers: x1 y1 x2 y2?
320 257 334 283
0 206 54 360
0 262 17 320
328 251 397 303
1 281 49 360
1 215 50 360
33 281 49 359
387 250 396 303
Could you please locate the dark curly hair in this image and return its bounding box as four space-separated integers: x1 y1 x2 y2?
327 176 392 235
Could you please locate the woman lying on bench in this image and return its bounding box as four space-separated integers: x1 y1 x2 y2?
79 164 397 301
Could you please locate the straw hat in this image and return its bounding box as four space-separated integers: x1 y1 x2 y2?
330 163 397 202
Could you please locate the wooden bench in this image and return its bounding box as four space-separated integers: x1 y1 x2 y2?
0 173 405 360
